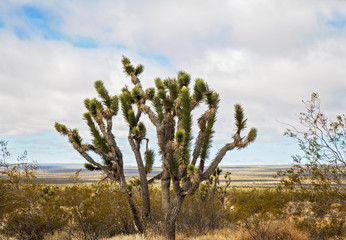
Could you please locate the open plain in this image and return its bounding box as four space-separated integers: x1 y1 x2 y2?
34 164 288 188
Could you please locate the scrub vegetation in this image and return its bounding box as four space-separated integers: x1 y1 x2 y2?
1 157 343 240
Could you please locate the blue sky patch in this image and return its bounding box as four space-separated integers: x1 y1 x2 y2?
14 26 30 40
139 52 172 68
0 21 4 28
111 43 128 50
17 5 62 41
72 37 100 49
326 12 346 28
22 5 47 21
22 5 51 31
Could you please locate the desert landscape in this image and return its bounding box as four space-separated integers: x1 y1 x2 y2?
34 164 286 188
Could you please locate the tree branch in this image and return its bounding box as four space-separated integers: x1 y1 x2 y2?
201 142 236 181
148 171 163 183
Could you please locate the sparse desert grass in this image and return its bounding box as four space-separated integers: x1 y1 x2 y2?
100 223 310 240
43 230 238 240
102 229 237 240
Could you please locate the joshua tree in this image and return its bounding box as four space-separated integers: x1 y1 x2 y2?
55 57 257 240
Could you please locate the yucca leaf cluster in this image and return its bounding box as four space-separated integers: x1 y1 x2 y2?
55 80 121 170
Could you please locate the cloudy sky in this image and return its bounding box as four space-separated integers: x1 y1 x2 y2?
1 0 346 167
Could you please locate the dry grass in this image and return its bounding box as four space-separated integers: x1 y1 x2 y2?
102 223 310 240
103 228 238 240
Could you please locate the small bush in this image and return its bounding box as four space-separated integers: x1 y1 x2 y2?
0 165 67 240
236 220 309 240
177 193 229 235
3 204 67 240
229 188 290 224
61 180 136 240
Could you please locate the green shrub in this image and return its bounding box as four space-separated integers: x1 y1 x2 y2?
0 163 68 240
3 203 67 240
177 192 229 236
229 188 290 223
61 180 135 240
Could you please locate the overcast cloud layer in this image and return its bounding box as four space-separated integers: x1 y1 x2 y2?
1 0 346 165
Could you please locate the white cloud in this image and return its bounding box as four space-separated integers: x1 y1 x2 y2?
1 0 346 165
184 35 346 140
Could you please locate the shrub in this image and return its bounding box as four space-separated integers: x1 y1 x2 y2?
176 191 229 235
0 163 68 240
236 220 309 240
61 180 135 240
229 188 290 224
3 203 67 240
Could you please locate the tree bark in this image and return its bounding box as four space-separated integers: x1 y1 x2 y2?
128 135 151 220
162 191 185 240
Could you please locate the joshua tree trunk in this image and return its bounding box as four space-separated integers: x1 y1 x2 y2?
163 192 185 240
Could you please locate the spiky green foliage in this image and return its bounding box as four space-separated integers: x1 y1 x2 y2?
200 114 216 161
122 56 135 75
162 99 173 112
187 164 198 178
176 129 185 144
132 126 140 136
193 78 206 103
119 91 133 123
205 90 220 108
179 86 192 166
85 98 103 117
132 88 142 101
247 128 257 143
224 171 231 179
153 96 164 122
187 164 194 172
144 149 155 174
213 167 222 177
129 178 141 187
138 122 146 138
178 71 191 88
127 109 137 128
234 104 247 133
158 89 166 99
126 183 133 191
84 163 97 171
180 87 192 134
71 129 82 146
111 95 119 115
84 113 110 153
204 91 212 106
94 80 112 107
145 88 155 100
165 79 179 101
155 78 164 89
135 64 144 76
121 89 133 104
211 92 220 108
84 98 91 111
163 79 169 88
54 122 68 135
